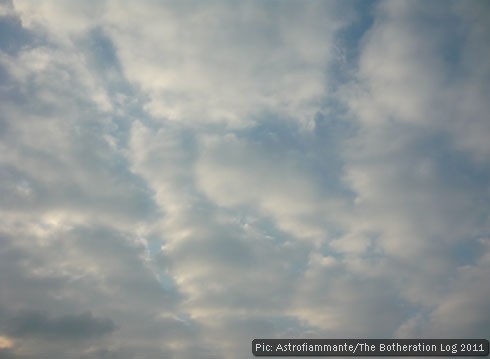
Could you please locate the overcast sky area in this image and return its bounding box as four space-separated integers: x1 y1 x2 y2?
0 0 489 358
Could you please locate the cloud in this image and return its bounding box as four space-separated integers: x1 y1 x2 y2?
0 349 17 359
339 0 490 338
0 0 489 358
94 1 350 127
344 0 490 160
195 131 342 241
6 310 114 340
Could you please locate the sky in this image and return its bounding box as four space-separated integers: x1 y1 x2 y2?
0 0 489 358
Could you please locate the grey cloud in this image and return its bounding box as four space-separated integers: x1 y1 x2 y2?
0 349 17 359
339 0 490 338
0 45 158 228
0 222 190 358
6 310 114 340
1 1 489 358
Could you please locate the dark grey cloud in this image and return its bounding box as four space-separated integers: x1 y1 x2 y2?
6 310 114 341
0 348 17 359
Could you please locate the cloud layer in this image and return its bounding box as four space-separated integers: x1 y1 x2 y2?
0 0 489 357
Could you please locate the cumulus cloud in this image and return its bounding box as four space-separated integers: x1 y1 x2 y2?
340 0 490 338
103 1 348 127
0 0 489 358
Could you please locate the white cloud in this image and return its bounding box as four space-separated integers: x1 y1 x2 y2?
340 0 490 336
1 1 489 358
102 1 348 127
195 132 346 242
